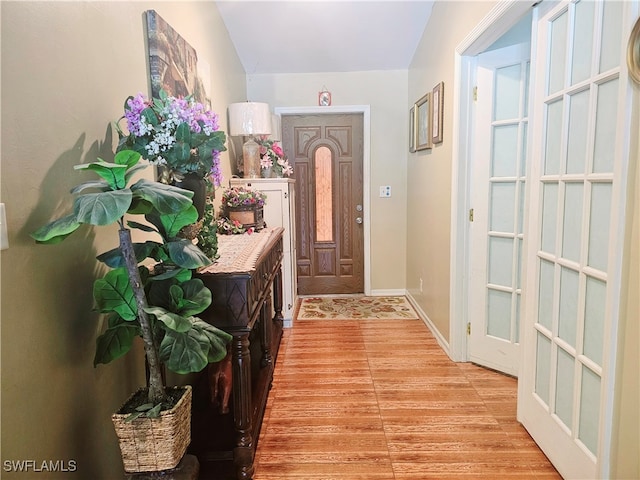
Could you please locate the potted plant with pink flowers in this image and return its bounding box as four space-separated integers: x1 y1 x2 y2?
220 186 267 231
256 138 293 178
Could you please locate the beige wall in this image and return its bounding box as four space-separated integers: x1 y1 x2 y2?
0 2 245 478
246 71 409 292
406 1 495 341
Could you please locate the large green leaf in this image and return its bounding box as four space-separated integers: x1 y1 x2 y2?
160 206 198 239
96 241 161 267
175 122 191 143
166 239 211 269
203 130 227 152
143 306 192 333
168 284 185 311
197 147 213 171
114 149 141 169
126 220 157 234
74 161 128 190
179 279 212 316
147 267 192 283
130 179 193 215
94 317 139 366
192 318 232 363
30 214 81 244
124 163 149 185
191 131 227 152
140 107 158 127
93 268 137 320
127 197 154 215
144 305 191 333
71 180 111 194
159 328 208 374
173 141 191 163
147 272 190 310
74 190 133 226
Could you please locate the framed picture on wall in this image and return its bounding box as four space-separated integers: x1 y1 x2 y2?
409 105 416 152
415 92 432 151
432 81 444 144
145 10 210 106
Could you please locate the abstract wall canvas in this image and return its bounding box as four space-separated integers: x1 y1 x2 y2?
145 10 210 105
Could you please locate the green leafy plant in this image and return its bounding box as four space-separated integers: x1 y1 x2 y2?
31 150 231 408
196 195 219 259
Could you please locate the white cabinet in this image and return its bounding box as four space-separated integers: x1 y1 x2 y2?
230 177 297 327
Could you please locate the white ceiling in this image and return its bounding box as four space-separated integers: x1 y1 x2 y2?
216 1 435 74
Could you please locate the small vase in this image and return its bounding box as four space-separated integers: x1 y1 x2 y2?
173 172 206 220
261 167 273 178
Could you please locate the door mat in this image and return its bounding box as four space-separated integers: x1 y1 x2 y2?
297 296 419 320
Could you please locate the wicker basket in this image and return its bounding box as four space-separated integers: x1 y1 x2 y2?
227 205 264 230
111 385 192 473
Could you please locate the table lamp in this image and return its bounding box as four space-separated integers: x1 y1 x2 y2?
228 102 272 178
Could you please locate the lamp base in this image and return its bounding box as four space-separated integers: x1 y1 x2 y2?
242 137 260 178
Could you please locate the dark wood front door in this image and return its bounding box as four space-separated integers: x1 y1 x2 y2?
281 113 364 295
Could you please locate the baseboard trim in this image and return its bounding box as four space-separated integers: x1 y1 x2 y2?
369 289 408 296
405 291 452 359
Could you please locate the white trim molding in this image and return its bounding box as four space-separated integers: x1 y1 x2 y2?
406 292 451 357
450 0 537 362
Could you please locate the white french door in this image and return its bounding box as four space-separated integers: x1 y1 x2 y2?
518 1 636 478
469 43 531 376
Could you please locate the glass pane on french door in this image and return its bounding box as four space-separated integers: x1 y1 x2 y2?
486 68 528 345
535 75 618 456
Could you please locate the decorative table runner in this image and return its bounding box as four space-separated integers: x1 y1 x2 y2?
199 227 279 274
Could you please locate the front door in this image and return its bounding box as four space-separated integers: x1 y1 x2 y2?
281 113 364 295
519 1 636 478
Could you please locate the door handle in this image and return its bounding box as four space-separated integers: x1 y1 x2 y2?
355 217 363 224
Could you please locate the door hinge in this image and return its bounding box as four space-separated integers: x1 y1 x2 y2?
469 208 474 222
467 322 471 335
473 86 478 102
284 192 288 199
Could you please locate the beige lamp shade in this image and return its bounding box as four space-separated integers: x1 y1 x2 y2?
270 114 282 141
228 102 272 136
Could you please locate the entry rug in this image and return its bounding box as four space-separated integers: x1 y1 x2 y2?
297 296 418 320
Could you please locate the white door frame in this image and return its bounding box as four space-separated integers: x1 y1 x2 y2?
274 105 372 295
450 0 539 362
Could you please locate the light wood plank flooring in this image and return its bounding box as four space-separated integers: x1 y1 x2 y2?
254 319 561 479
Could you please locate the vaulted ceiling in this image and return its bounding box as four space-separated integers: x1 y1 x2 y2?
216 1 435 74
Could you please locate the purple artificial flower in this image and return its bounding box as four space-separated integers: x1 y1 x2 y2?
209 150 223 188
124 93 150 137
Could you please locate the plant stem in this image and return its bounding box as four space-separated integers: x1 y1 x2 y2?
118 227 166 405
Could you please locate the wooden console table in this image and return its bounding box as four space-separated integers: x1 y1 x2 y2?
190 227 284 480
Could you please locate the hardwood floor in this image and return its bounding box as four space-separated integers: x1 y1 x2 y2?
254 319 561 479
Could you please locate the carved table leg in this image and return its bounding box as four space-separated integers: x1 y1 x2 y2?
272 265 284 324
260 297 273 368
231 332 254 480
